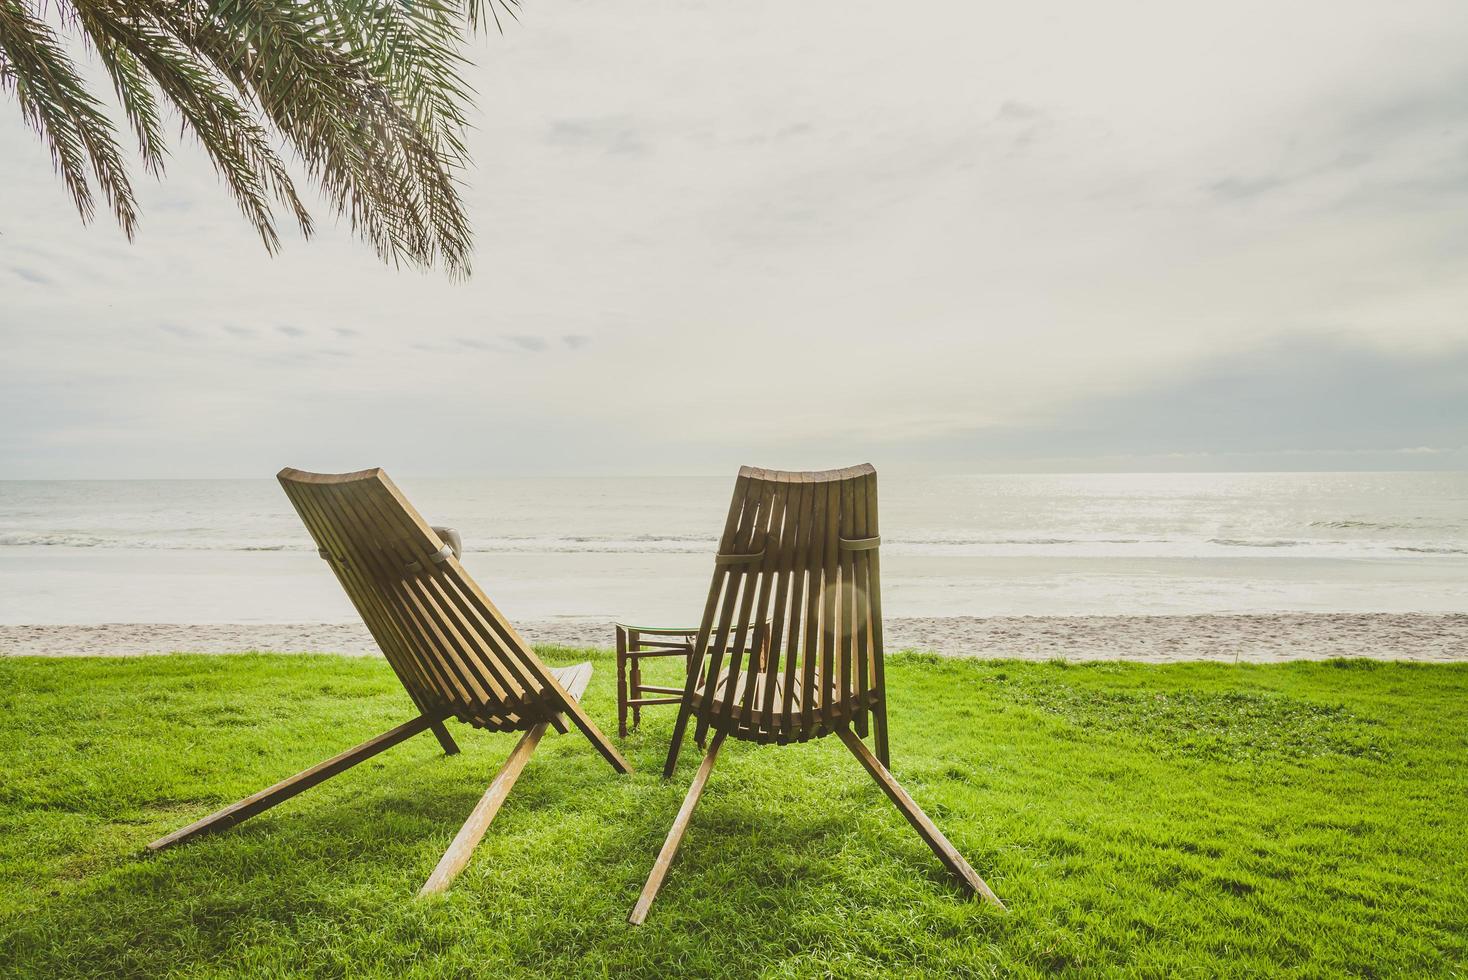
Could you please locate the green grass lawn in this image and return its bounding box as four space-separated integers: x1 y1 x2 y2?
1 650 1465 978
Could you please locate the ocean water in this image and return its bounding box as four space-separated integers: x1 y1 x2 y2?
0 472 1464 624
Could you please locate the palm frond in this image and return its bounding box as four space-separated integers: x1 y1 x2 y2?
463 0 519 36
1 0 500 276
69 0 313 252
170 0 472 270
77 18 167 176
0 0 138 235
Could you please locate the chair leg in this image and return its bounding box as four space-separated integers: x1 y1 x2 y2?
430 720 461 755
419 662 605 896
616 627 629 738
546 663 634 775
663 641 706 778
836 728 1005 910
562 700 634 774
631 730 725 925
418 723 547 897
871 700 890 770
630 653 643 732
662 700 694 779
147 714 440 852
630 629 646 731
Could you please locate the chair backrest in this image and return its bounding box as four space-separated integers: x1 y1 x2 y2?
691 464 884 743
278 467 564 731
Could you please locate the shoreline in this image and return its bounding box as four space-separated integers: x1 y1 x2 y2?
3 612 1466 663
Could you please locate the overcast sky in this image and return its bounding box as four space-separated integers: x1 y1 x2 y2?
3 0 1466 478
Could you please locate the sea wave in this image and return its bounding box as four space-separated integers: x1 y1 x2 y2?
0 532 116 548
901 536 1154 546
1207 538 1303 548
0 531 719 554
0 532 313 551
1308 520 1405 530
3 530 1467 560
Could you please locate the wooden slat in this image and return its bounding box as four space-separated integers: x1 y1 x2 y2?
735 474 787 731
662 472 751 777
686 472 753 729
672 465 890 749
370 470 559 708
756 473 795 734
333 483 500 717
715 470 775 733
546 660 594 729
777 476 813 739
635 685 687 697
307 480 481 709
693 474 759 747
817 477 840 729
281 469 628 772
281 481 422 696
839 472 857 722
356 474 573 733
430 556 544 704
696 665 833 736
415 559 529 709
284 480 456 712
864 472 889 765
851 471 871 738
285 478 437 703
614 624 701 636
341 479 506 712
799 472 825 732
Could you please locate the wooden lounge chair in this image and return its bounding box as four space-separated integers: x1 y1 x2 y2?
629 464 1003 923
148 467 632 898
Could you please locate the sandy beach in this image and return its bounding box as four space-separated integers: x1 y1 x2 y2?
4 612 1465 663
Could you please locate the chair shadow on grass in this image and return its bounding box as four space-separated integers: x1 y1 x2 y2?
5 724 1002 976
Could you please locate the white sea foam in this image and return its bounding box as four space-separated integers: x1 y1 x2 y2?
1 472 1465 621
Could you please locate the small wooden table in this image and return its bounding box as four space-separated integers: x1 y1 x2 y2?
615 622 769 736
615 624 699 737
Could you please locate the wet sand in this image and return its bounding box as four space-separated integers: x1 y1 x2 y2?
3 613 1466 662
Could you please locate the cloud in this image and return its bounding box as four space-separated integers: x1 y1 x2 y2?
1207 175 1291 202
544 117 648 156
1205 69 1468 213
995 100 1044 122
851 338 1468 470
3 0 1468 476
11 266 51 285
773 122 815 142
1045 339 1468 455
157 322 198 339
